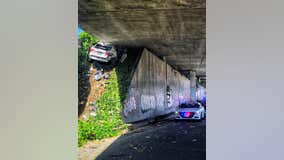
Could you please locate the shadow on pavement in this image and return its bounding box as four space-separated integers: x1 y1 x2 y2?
95 120 206 160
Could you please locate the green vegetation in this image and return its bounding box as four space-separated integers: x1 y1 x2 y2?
78 32 99 72
78 31 137 147
78 70 130 147
79 31 98 50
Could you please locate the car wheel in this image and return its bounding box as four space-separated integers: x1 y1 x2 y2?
111 57 118 66
198 117 202 122
200 113 204 121
87 56 93 63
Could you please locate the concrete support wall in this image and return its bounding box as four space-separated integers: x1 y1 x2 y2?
190 71 197 102
197 85 206 102
123 49 191 123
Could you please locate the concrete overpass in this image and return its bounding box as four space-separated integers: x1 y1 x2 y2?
79 0 206 77
79 0 206 122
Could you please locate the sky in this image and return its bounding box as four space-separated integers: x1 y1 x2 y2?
77 27 84 37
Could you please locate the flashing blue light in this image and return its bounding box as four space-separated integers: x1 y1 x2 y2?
181 112 191 117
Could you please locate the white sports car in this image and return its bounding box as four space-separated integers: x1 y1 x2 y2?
175 102 206 120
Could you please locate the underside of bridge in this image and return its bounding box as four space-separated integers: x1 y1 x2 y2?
79 0 206 78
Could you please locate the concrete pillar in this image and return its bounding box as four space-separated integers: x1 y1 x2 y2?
190 71 197 102
163 57 167 109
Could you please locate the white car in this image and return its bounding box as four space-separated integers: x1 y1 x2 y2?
87 42 117 63
175 102 206 120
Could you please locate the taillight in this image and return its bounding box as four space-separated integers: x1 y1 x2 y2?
105 52 112 56
89 47 94 52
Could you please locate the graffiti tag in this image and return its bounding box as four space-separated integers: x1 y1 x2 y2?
141 95 155 113
123 96 137 117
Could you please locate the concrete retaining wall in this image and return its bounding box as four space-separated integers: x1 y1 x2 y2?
197 85 206 102
123 49 191 123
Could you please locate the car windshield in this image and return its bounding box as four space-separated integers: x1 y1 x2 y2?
180 103 200 108
95 44 112 51
190 104 200 108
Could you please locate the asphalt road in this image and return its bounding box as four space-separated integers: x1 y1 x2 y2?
96 120 206 160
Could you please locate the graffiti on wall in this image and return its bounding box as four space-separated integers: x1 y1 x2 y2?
166 86 173 108
123 96 137 117
141 95 155 113
123 88 138 117
156 94 164 108
123 49 194 123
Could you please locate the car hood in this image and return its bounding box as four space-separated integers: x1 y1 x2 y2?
179 108 201 112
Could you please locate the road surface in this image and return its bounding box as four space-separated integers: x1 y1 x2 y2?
96 120 206 160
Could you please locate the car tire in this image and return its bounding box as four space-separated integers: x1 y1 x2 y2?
87 56 93 63
198 118 202 122
111 57 118 66
200 113 204 121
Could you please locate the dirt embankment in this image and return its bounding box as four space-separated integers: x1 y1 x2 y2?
78 65 108 120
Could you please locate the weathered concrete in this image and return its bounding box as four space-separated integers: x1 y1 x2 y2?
197 84 206 102
123 49 191 123
190 71 197 102
79 0 206 76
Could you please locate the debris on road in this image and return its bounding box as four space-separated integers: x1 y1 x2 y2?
94 70 104 81
90 112 96 117
111 153 131 158
89 102 97 111
103 73 110 79
79 65 107 119
94 70 110 81
82 115 87 120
